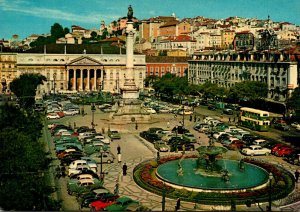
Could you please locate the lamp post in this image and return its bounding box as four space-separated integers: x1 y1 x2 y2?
99 146 107 182
268 172 273 211
91 102 96 129
162 183 166 211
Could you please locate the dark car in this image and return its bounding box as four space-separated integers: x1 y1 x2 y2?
273 123 290 131
223 109 233 115
207 104 216 110
283 150 300 165
171 126 189 134
170 140 195 152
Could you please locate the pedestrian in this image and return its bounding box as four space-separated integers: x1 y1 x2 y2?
295 170 300 183
233 117 236 122
175 198 181 211
190 115 193 122
122 163 127 176
182 144 186 155
229 117 231 123
167 121 170 128
194 115 197 122
114 181 119 195
135 122 138 130
118 153 122 163
117 145 121 154
73 122 76 129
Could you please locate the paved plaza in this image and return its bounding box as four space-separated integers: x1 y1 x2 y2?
49 105 300 211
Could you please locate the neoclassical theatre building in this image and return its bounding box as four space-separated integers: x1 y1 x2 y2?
188 51 299 102
0 45 146 95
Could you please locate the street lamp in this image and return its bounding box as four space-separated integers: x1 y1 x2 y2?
99 146 108 182
268 172 273 211
91 102 96 129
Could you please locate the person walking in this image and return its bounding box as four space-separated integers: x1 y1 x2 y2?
175 198 181 211
117 153 122 163
117 145 121 154
122 163 128 176
295 170 300 183
167 121 170 128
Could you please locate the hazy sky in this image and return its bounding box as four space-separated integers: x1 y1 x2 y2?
1 0 299 40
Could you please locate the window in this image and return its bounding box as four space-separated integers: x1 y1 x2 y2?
139 72 142 78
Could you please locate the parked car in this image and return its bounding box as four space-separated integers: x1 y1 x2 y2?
108 130 121 140
283 150 300 165
63 109 79 116
273 146 294 157
170 140 195 152
104 196 140 211
271 144 286 155
241 145 271 156
90 151 115 164
227 140 246 150
291 122 300 129
144 107 157 114
273 123 290 131
182 133 197 143
47 112 60 119
67 178 103 196
154 141 169 152
89 195 120 210
223 108 233 115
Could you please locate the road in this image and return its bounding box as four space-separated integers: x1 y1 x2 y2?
45 104 300 211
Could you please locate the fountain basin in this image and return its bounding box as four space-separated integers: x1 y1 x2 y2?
156 158 269 193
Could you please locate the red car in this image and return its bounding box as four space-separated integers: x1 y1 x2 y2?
274 147 294 157
271 144 286 155
56 111 65 118
90 195 120 211
227 140 245 150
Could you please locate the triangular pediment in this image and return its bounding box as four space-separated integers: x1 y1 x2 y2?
67 56 102 66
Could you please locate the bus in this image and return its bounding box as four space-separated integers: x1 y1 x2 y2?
239 107 270 131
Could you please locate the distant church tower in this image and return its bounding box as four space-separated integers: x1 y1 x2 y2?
100 20 105 35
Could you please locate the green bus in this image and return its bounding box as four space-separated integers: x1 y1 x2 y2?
239 107 270 131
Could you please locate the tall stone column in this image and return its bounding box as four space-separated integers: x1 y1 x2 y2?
73 69 76 90
87 69 90 91
121 20 139 99
80 69 83 91
93 69 97 91
66 69 69 90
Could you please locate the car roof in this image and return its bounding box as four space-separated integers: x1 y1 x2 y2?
79 179 94 183
249 145 263 148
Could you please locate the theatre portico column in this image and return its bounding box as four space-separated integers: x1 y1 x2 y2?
80 69 83 91
93 69 97 91
72 69 76 90
66 70 69 90
86 69 90 91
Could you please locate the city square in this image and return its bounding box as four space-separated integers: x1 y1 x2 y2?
1 1 300 211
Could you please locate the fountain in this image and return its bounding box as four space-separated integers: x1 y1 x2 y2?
155 145 271 192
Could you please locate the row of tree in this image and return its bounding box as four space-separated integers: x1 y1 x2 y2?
147 73 300 120
149 73 268 102
0 74 60 210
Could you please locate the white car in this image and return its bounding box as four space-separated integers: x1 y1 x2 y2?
63 109 79 116
241 145 271 156
145 108 156 114
47 113 60 119
291 122 300 128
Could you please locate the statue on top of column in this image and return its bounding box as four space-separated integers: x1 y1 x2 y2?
127 5 133 21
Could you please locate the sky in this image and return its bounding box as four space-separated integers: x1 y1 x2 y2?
1 0 300 40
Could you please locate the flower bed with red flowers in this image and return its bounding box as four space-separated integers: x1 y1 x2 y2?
133 155 295 205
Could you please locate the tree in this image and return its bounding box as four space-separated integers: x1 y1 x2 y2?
50 23 65 39
0 104 59 210
287 87 300 121
10 73 47 110
228 81 268 103
63 27 70 35
90 31 98 40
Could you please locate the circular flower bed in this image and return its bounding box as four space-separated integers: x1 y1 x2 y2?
133 155 295 206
